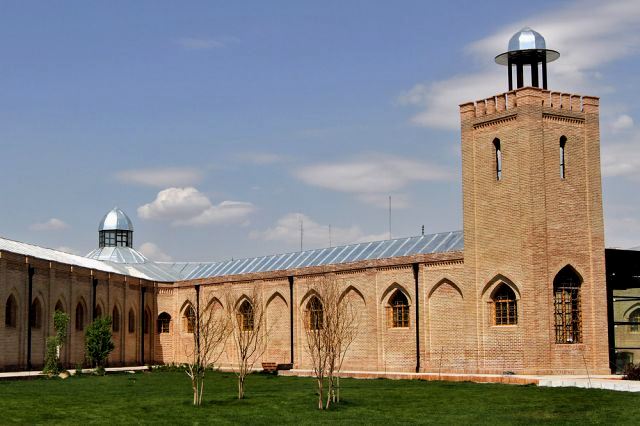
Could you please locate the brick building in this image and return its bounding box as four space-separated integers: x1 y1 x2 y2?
0 28 623 375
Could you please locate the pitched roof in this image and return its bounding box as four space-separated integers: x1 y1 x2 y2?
0 230 464 283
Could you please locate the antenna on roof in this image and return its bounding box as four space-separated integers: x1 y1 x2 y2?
422 225 425 236
300 215 304 251
388 195 392 240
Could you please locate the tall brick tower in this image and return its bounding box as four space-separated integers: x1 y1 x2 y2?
459 28 610 374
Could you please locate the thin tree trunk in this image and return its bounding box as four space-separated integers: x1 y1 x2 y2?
317 378 324 410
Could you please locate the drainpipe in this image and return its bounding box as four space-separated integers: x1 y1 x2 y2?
27 266 34 371
140 286 145 365
413 263 420 373
195 285 200 366
288 276 294 365
92 278 98 319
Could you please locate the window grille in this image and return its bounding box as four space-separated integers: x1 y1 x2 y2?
184 305 196 333
388 291 410 328
238 301 254 331
493 284 517 325
630 309 640 333
306 297 324 330
158 312 171 334
553 267 582 344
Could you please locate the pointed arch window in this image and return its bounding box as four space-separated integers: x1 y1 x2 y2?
306 296 324 330
238 301 254 331
553 266 582 344
30 299 43 329
112 306 121 333
75 303 85 331
493 284 517 325
493 138 502 181
55 300 65 313
158 312 171 334
629 309 640 333
144 310 150 335
95 305 102 319
388 290 410 328
184 305 196 333
5 295 17 328
560 136 567 179
128 309 135 334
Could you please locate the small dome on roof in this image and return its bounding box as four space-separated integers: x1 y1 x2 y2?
508 27 546 52
98 207 134 232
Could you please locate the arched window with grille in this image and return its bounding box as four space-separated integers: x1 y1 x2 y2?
184 305 196 333
128 309 135 334
238 300 254 331
560 136 567 179
553 266 582 344
30 298 43 329
493 138 502 181
306 296 324 330
388 290 410 328
158 312 171 334
75 302 85 331
112 306 120 333
5 295 17 328
629 309 640 333
492 284 517 325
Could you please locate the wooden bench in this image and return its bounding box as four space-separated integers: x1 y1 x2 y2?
261 362 277 373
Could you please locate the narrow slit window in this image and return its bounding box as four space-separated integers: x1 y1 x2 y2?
560 136 567 179
493 138 502 181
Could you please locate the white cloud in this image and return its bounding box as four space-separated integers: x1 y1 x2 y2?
399 0 640 129
602 131 640 179
611 114 634 132
294 154 450 207
115 167 203 188
29 218 69 231
137 187 255 226
250 213 388 248
138 242 173 262
175 36 239 50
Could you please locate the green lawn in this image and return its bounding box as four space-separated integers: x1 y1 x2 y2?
0 370 637 424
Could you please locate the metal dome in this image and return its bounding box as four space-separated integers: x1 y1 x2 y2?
508 27 546 51
495 27 559 66
98 207 134 232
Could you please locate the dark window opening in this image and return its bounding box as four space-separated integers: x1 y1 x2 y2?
238 301 254 331
158 312 171 334
493 138 502 181
388 290 410 328
30 299 43 329
493 284 517 325
5 295 17 328
554 266 582 344
306 296 324 330
560 136 567 179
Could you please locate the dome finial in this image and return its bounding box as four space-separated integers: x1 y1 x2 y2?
97 207 134 248
495 27 560 90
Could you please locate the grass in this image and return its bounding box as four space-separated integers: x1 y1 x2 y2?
0 370 638 424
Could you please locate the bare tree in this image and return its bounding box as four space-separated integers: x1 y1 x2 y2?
228 289 268 399
303 275 359 410
184 294 230 406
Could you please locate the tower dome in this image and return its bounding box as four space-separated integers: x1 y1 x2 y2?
495 27 560 90
97 207 133 248
98 207 134 232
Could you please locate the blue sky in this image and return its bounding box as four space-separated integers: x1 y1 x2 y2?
1 0 639 261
